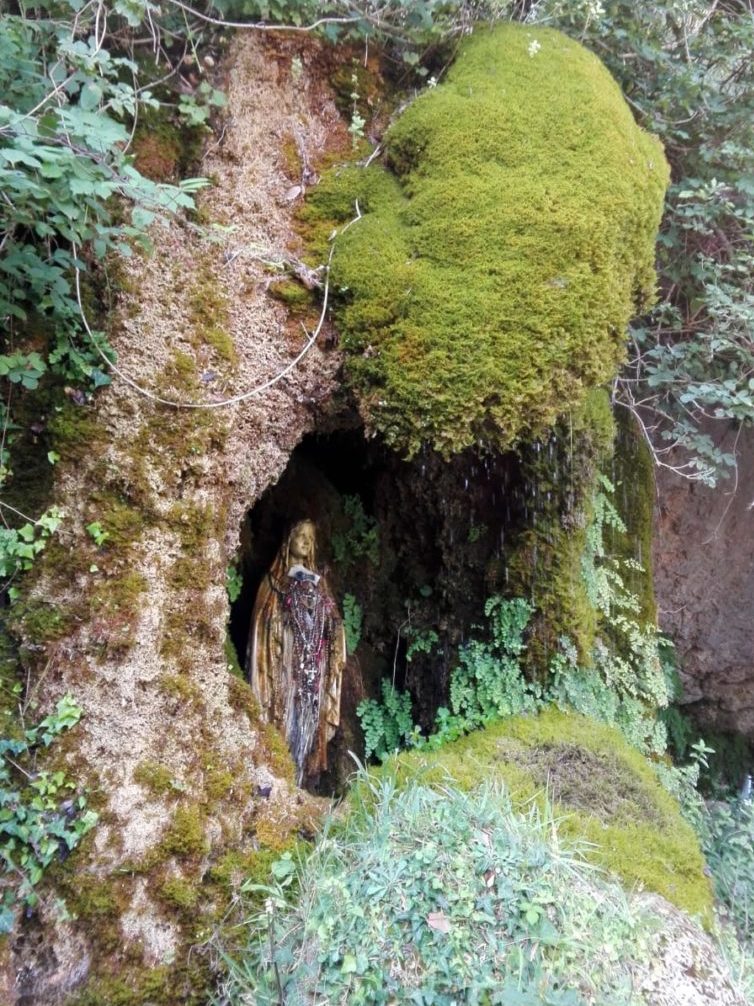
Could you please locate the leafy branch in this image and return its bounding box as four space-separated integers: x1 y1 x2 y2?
0 694 97 933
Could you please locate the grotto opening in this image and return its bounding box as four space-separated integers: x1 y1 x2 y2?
227 425 601 791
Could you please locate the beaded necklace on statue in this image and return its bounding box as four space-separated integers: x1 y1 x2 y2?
284 570 328 706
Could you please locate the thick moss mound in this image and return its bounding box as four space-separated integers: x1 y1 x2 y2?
389 708 712 921
312 24 668 455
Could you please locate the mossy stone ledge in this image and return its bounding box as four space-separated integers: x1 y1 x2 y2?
304 23 669 456
388 708 713 923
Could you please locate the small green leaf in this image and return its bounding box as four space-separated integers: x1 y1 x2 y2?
340 953 357 974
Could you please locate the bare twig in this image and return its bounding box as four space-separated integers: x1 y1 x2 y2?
164 0 363 33
0 500 46 525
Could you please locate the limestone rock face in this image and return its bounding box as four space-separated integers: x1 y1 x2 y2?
3 34 348 1005
632 894 747 1006
654 421 754 737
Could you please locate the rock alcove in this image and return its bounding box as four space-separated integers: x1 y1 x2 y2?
227 423 601 793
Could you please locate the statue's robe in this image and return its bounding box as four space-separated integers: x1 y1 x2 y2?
247 532 345 784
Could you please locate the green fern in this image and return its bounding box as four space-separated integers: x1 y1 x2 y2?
357 680 417 760
443 597 538 738
342 593 363 655
332 495 379 569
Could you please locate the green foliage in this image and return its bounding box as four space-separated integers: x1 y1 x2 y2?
359 474 670 762
550 473 670 754
310 23 667 456
226 564 243 604
392 709 713 921
331 494 379 568
85 521 109 548
654 737 714 834
547 647 665 757
535 0 754 482
0 3 205 375
219 770 695 1005
405 625 438 663
357 680 418 761
0 351 46 390
342 592 362 655
177 82 227 128
703 796 754 944
212 0 510 52
0 0 209 502
346 70 366 147
0 506 62 596
0 695 97 932
358 597 538 757
439 596 538 741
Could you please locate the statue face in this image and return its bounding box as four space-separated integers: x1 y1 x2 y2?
289 521 315 562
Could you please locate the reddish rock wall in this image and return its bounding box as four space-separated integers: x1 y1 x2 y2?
654 422 754 736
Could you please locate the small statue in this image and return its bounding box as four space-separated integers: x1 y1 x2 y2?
247 520 345 785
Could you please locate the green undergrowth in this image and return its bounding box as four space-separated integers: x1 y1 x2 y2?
382 708 712 922
304 23 668 456
219 768 716 1006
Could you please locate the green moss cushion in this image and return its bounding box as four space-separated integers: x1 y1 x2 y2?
311 24 668 455
390 708 712 921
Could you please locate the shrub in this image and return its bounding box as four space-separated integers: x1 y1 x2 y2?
0 695 97 931
704 797 754 944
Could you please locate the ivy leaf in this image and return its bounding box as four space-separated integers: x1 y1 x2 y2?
78 82 103 111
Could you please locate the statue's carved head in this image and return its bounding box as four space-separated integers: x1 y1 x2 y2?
287 519 316 569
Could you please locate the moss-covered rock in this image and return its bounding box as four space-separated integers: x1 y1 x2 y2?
612 409 657 625
508 387 616 670
306 24 668 456
389 708 713 922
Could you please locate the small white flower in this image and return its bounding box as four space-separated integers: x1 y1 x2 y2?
264 898 275 917
427 76 438 89
528 39 541 58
